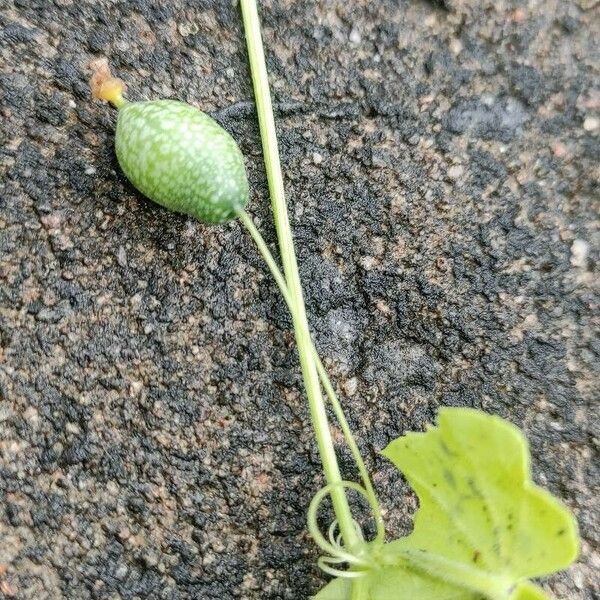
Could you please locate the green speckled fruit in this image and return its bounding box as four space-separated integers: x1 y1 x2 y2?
115 100 249 224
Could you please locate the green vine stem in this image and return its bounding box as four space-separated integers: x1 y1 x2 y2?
237 209 385 544
240 0 364 553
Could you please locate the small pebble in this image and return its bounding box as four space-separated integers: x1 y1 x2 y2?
129 381 143 396
349 27 361 44
114 564 128 580
0 581 16 597
143 551 159 568
447 165 464 180
106 481 119 496
0 405 14 422
41 213 62 229
117 245 127 267
511 7 528 22
449 38 462 55
570 239 589 268
312 152 323 165
343 377 358 397
551 142 567 158
583 116 599 131
23 406 39 425
65 422 80 434
177 22 199 37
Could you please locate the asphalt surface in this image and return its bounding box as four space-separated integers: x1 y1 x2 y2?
0 0 598 599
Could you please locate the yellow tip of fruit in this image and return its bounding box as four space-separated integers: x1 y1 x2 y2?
89 58 127 108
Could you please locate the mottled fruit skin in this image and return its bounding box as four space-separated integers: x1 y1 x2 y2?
115 100 249 224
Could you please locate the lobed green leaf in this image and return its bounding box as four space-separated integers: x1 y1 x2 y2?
314 408 579 600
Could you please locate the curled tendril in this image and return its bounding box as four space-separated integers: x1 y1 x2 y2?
308 481 384 579
313 357 385 542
